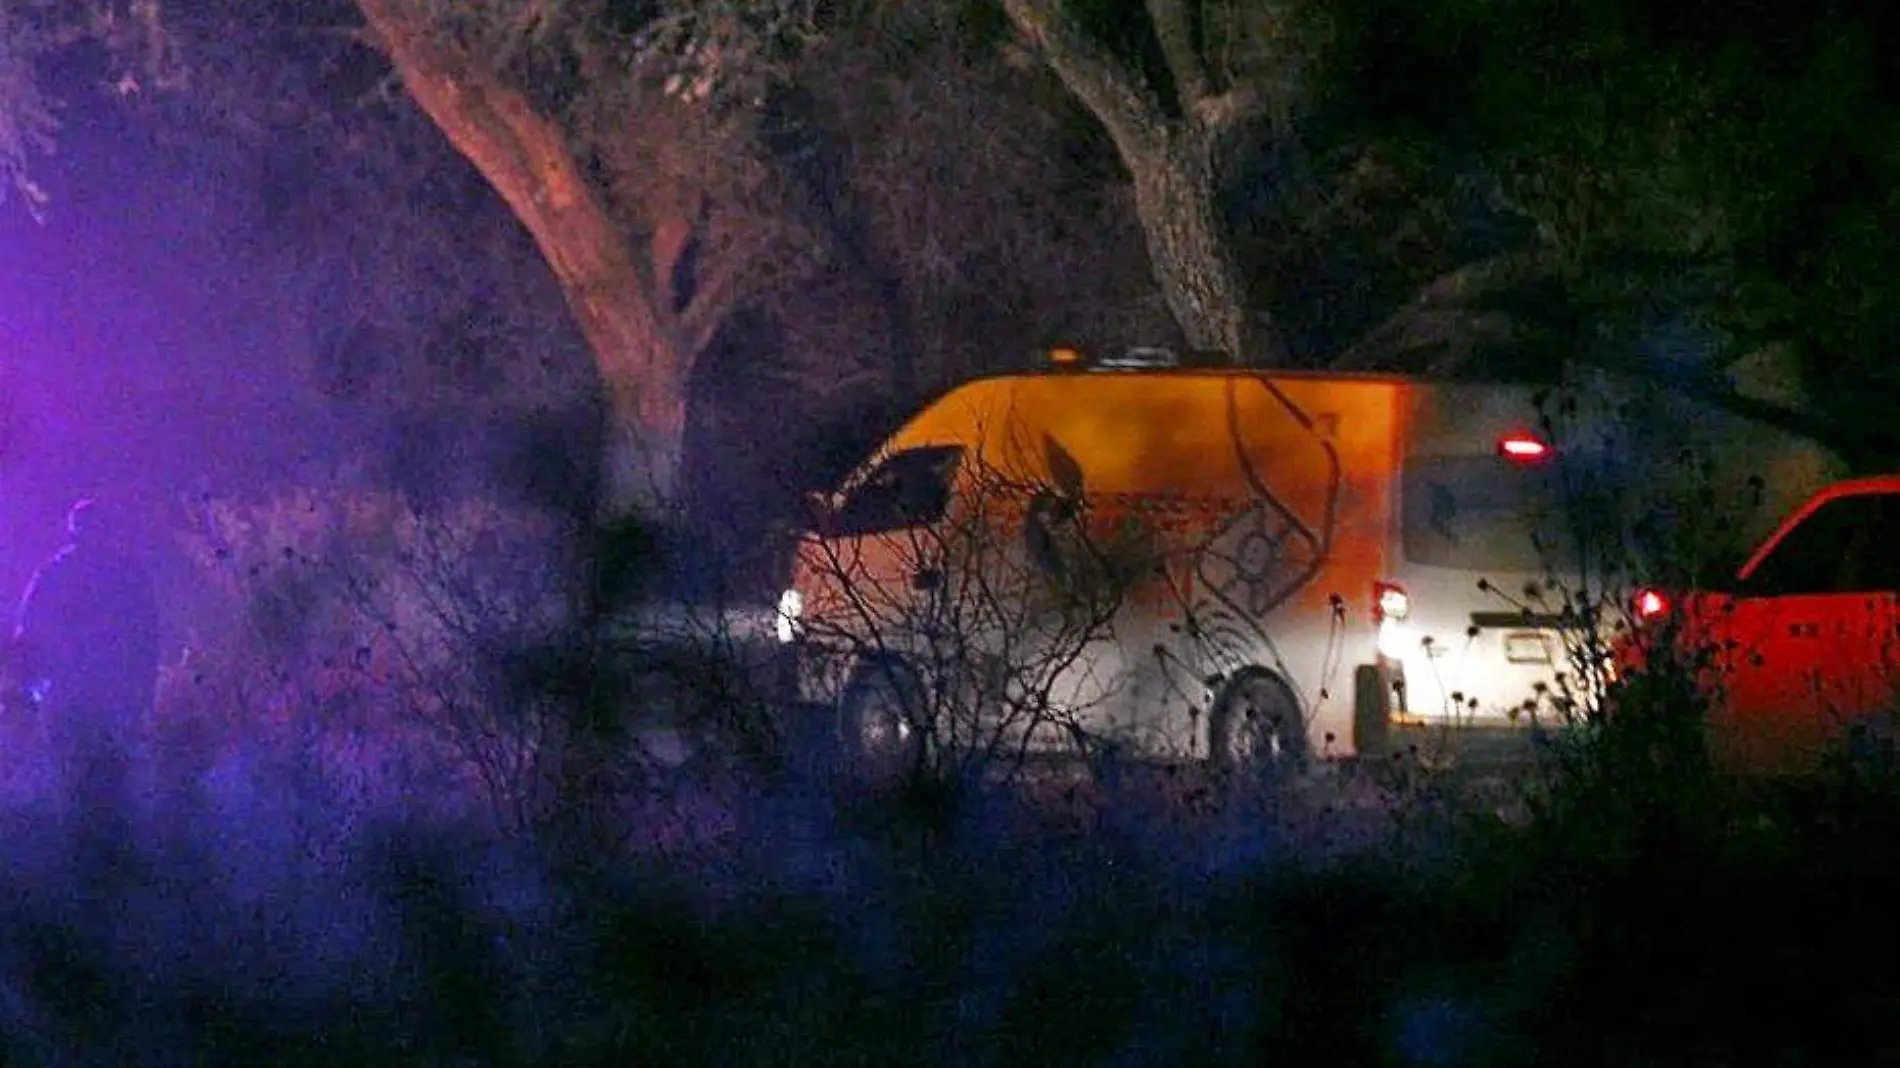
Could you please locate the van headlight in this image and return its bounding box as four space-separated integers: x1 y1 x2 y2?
774 588 805 644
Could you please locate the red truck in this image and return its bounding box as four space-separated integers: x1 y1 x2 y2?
1620 476 1900 775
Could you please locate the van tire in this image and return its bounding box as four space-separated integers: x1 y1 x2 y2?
1353 664 1391 758
838 660 926 787
1207 668 1308 776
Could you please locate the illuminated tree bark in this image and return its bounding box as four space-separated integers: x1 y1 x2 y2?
357 0 698 517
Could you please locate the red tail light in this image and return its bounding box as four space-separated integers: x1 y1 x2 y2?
1632 588 1670 623
1497 432 1551 462
1373 581 1410 623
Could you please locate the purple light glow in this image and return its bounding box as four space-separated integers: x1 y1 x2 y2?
0 127 349 611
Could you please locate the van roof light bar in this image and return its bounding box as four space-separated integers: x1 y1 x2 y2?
1097 346 1181 369
1039 344 1234 371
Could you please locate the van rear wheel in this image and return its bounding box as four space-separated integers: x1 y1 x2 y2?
1208 668 1308 776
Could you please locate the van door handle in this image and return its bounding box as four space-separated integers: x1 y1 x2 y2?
913 568 942 591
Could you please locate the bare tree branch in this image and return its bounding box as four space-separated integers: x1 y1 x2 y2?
1000 0 1167 162
1192 84 1264 140
1146 0 1209 111
1329 252 1556 370
649 212 695 315
1148 0 1268 142
680 247 749 354
1004 0 1284 362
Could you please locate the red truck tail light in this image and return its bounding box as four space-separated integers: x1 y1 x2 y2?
1632 587 1671 623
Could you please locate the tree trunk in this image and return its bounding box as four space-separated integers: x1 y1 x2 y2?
1128 138 1257 361
358 0 688 519
1000 0 1276 366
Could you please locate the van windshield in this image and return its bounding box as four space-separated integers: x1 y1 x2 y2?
829 445 964 537
1401 455 1579 573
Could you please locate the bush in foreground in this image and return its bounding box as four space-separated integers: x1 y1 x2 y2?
0 681 1895 1067
0 482 1884 1064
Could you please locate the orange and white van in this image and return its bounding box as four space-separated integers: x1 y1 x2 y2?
776 347 1838 776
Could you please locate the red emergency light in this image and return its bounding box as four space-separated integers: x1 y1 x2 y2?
1497 432 1551 462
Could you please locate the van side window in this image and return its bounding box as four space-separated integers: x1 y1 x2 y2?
1741 493 1900 596
830 445 964 537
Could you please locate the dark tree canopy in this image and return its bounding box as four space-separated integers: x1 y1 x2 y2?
10 0 1900 498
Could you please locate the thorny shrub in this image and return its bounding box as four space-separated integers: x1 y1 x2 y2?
793 440 1253 794
161 487 590 834
0 459 1892 1064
